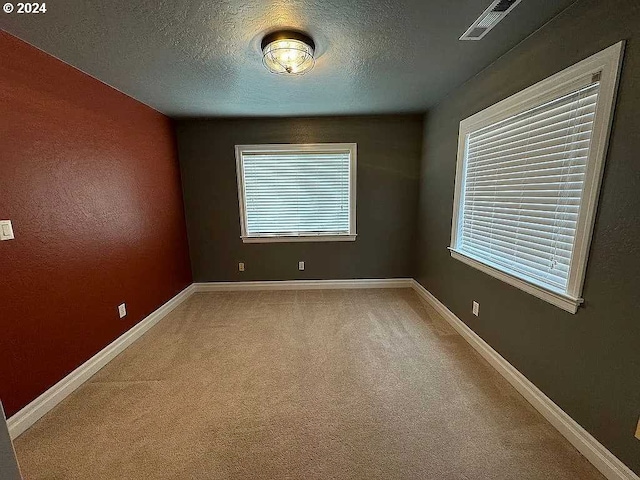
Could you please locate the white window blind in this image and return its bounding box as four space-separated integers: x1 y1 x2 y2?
450 41 624 313
236 144 357 242
458 82 599 293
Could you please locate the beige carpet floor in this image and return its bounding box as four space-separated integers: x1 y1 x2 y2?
14 289 604 479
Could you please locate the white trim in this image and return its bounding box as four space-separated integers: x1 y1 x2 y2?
6 278 637 480
7 285 196 440
5 278 406 439
568 43 625 299
450 42 625 313
241 234 357 243
235 143 357 243
411 280 639 480
194 278 413 292
449 249 581 313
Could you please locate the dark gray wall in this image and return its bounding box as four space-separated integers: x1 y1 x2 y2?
0 403 21 480
177 115 423 281
416 0 639 473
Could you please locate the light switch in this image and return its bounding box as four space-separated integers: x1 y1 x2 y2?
0 220 14 241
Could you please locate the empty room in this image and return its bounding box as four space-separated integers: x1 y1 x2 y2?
1 0 639 478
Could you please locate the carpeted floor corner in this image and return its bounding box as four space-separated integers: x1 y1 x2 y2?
14 289 605 479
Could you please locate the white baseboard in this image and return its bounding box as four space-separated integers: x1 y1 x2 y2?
6 278 408 439
194 278 413 292
7 277 636 480
7 284 196 440
410 280 639 480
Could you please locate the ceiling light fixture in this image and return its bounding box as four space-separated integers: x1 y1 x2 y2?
261 30 315 75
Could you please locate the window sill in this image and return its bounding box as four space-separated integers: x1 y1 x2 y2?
448 248 583 314
241 234 357 244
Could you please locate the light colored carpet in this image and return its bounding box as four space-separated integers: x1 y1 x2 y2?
14 289 604 479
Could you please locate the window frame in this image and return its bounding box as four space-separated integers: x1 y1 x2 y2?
449 42 624 313
235 143 357 243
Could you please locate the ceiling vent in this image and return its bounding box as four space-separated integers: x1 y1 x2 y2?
460 0 522 41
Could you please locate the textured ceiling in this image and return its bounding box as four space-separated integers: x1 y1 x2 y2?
1 0 575 117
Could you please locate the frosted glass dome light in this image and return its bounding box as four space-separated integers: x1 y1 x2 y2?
261 31 315 75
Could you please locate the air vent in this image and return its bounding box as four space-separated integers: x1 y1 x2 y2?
460 0 522 41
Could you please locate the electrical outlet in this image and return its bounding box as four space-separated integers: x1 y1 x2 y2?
238 262 245 272
472 301 480 316
635 416 640 440
118 303 127 318
298 261 305 271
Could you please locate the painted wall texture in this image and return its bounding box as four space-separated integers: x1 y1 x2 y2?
0 403 21 479
176 116 422 282
0 32 193 417
415 0 640 473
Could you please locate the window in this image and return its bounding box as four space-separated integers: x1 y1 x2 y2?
235 143 357 243
450 42 624 313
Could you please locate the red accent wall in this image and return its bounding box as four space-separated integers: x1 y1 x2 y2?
0 32 193 417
